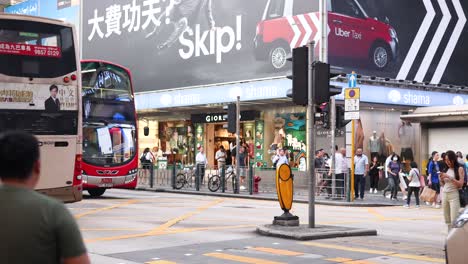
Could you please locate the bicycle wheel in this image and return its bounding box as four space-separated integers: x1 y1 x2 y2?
208 175 221 192
174 173 186 189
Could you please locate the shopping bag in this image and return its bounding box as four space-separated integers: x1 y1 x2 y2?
399 173 408 190
420 186 437 203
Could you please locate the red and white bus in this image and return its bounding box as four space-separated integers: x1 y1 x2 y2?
0 14 83 202
80 60 138 197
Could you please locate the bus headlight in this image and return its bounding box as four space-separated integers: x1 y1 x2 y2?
125 174 136 184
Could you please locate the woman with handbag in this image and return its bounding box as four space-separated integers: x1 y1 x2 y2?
404 161 421 208
440 150 465 231
384 154 401 201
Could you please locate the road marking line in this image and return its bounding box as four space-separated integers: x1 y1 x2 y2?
147 198 225 235
367 208 386 221
164 224 255 234
325 257 354 262
391 253 445 263
344 261 377 264
84 199 225 243
145 261 176 264
74 199 138 219
301 242 444 263
251 247 304 256
80 228 147 231
302 242 391 255
204 253 285 264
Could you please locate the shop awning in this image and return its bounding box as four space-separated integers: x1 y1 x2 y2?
400 105 468 123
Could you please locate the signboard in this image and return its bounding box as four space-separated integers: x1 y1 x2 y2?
190 111 259 123
344 111 360 120
0 42 62 58
81 0 468 94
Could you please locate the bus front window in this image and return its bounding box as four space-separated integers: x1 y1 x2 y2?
83 124 136 166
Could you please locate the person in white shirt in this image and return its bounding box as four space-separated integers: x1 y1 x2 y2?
334 147 347 198
215 145 227 169
196 147 208 184
404 161 421 208
152 146 163 160
272 148 289 169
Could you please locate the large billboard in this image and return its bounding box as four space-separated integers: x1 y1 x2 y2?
81 0 468 92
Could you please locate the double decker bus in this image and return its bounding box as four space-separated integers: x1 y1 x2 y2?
0 14 83 202
81 60 138 197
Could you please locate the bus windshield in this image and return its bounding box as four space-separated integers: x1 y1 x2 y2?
0 19 77 78
81 61 137 167
83 123 136 166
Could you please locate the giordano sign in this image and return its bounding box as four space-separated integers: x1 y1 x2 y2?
191 111 259 124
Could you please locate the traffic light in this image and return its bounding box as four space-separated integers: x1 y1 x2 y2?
313 62 344 103
336 105 350 128
287 46 308 106
320 102 330 129
227 103 237 133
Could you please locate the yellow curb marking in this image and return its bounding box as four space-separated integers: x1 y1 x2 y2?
145 261 176 264
251 247 304 256
74 199 139 219
301 242 444 263
204 252 285 264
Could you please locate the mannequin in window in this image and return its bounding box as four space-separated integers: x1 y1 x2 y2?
368 130 380 160
398 121 414 162
355 119 364 150
378 131 393 163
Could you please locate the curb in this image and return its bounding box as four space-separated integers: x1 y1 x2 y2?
135 187 399 207
256 224 378 240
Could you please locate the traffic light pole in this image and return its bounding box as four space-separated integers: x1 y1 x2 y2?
320 0 336 198
307 41 316 228
235 96 240 194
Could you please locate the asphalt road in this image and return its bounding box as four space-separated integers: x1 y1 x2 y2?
68 189 447 264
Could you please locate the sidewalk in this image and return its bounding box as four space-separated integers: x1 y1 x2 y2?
136 184 403 207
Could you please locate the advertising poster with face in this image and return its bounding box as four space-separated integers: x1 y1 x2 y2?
0 83 78 111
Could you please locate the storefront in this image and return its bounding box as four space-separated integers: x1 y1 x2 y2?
136 78 468 171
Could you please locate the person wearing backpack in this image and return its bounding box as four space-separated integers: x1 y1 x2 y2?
140 148 154 185
404 161 421 208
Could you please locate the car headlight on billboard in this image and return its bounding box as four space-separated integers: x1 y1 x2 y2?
389 28 398 40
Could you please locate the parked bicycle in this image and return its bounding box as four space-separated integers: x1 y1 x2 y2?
174 166 196 189
208 166 238 192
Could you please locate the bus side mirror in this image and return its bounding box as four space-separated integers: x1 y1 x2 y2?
143 126 149 136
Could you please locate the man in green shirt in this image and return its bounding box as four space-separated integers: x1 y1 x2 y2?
0 131 90 264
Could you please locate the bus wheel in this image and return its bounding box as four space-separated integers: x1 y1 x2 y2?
88 188 106 197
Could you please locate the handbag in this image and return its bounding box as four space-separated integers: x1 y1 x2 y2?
420 186 437 203
459 186 467 208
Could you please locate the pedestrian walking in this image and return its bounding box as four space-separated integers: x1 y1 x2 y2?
384 153 401 200
140 147 154 185
0 131 90 264
353 148 369 200
404 161 421 208
369 156 380 194
440 150 465 232
428 151 442 208
196 146 208 185
236 146 248 190
334 147 348 198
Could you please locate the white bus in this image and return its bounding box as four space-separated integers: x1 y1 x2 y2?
0 14 83 202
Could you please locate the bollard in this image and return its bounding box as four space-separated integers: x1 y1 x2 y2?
221 165 226 193
195 164 200 191
150 164 154 188
171 163 176 189
249 164 253 195
346 171 351 202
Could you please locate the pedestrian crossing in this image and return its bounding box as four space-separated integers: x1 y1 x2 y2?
140 242 445 264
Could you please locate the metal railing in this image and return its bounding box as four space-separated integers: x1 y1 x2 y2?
136 165 349 200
